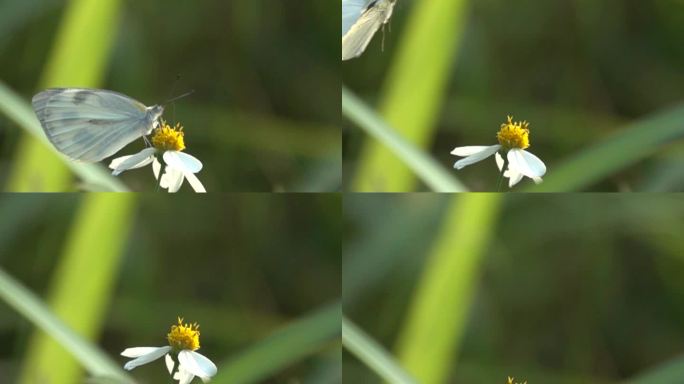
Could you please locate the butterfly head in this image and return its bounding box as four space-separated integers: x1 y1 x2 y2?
146 105 165 133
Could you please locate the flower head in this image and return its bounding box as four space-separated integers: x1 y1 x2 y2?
451 115 546 188
109 120 206 193
121 317 217 384
167 317 201 352
152 121 186 151
497 116 529 150
507 376 527 384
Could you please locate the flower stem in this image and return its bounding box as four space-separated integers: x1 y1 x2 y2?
496 155 508 192
170 353 179 382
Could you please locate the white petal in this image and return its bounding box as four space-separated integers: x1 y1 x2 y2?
160 166 185 193
184 171 206 193
451 145 498 157
507 170 524 187
507 149 546 178
174 367 195 384
164 151 203 173
178 350 218 379
452 145 500 170
109 148 156 176
495 152 504 171
121 346 169 358
121 346 171 371
153 156 162 180
165 353 175 375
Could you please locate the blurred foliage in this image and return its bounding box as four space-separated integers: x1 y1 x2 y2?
0 194 341 383
0 0 339 191
344 194 684 383
343 0 684 191
20 194 137 383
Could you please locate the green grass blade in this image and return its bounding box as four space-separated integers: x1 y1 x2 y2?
0 268 132 382
396 194 502 384
19 194 137 384
213 302 341 384
624 354 684 384
0 81 128 191
353 0 469 191
342 316 418 384
343 87 466 192
6 0 122 191
528 103 684 191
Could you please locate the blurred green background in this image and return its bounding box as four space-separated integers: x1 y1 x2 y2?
344 194 684 383
0 194 341 383
0 0 339 192
342 0 684 192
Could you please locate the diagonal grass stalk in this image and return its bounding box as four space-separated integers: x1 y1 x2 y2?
213 302 341 384
343 87 466 192
0 267 132 383
527 103 684 191
343 316 418 384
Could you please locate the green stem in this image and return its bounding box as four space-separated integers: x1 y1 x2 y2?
169 352 179 382
496 154 508 191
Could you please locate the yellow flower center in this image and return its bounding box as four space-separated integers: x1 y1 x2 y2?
496 116 530 150
152 120 185 151
167 317 200 351
507 376 527 384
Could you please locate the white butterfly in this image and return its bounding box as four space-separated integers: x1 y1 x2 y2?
32 88 164 162
342 0 397 61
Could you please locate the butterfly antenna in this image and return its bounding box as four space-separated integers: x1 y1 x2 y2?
167 74 181 122
163 89 195 123
168 74 181 97
164 90 195 105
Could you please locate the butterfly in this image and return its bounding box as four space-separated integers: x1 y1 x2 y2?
342 0 397 61
32 88 164 162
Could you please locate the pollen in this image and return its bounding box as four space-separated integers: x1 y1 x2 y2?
496 115 530 150
167 317 200 351
152 120 185 152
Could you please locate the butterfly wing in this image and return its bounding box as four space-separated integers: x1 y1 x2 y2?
32 88 156 162
342 0 368 37
342 0 395 61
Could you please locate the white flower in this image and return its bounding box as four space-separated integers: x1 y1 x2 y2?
108 121 206 193
450 116 546 187
121 318 217 384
